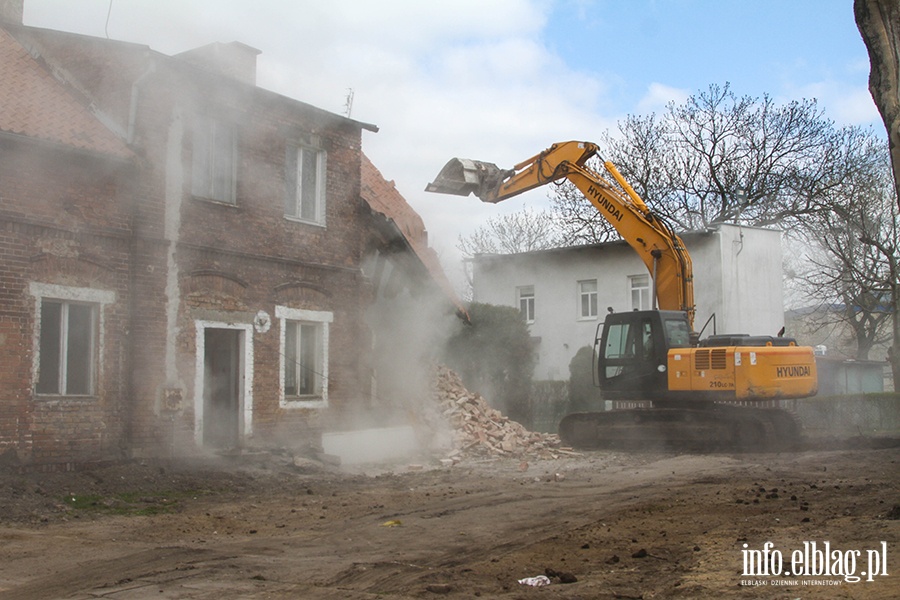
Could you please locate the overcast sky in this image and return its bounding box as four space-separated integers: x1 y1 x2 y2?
24 0 881 287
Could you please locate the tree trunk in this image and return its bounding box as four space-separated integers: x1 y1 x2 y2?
855 0 900 213
856 0 900 390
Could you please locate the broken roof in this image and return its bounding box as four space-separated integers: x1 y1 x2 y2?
0 26 131 158
360 153 465 316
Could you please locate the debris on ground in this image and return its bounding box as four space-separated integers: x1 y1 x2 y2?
431 365 567 460
517 575 552 587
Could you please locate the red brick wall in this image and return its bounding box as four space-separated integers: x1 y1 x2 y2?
0 138 133 464
121 60 374 456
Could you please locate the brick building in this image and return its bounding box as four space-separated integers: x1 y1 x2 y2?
0 9 459 467
0 22 137 466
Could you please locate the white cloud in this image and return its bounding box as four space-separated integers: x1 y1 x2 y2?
831 88 881 128
636 82 690 114
779 79 881 129
812 86 879 128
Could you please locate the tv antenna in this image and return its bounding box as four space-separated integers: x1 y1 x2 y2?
344 88 354 118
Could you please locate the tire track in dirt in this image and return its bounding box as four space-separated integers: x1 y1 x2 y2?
309 455 752 596
0 547 226 600
2 449 894 599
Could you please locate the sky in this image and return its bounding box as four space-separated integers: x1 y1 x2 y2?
23 0 881 289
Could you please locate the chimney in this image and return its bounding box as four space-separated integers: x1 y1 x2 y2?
175 41 261 86
0 0 23 24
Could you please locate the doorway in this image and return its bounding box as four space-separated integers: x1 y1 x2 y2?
202 328 242 449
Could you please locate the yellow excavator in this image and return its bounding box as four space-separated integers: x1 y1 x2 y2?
427 141 817 451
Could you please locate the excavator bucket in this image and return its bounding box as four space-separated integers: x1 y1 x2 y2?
425 158 511 202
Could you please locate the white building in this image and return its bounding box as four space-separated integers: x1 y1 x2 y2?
471 223 786 380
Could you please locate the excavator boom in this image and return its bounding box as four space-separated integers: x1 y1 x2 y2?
427 141 695 327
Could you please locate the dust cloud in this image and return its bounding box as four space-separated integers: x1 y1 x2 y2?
359 273 464 455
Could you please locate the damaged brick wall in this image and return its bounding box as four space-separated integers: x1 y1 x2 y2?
2 24 377 464
121 70 375 455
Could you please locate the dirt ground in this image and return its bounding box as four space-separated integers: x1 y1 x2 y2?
0 441 898 600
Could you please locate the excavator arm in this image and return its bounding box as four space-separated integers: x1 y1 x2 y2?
426 141 695 328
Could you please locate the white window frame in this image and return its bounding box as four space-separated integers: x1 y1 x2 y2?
191 115 237 204
629 274 652 311
29 283 115 397
578 279 598 320
517 285 535 324
276 306 332 408
285 140 327 226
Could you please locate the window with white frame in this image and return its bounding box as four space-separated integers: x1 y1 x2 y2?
191 115 237 204
276 306 332 405
630 274 651 311
578 279 598 319
284 321 322 396
285 140 326 225
36 300 96 395
517 286 535 323
30 283 114 397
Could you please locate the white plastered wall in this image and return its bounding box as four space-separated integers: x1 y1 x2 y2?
472 224 785 380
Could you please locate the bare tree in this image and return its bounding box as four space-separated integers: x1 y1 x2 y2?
456 207 566 301
583 84 881 234
794 207 895 360
789 147 897 382
456 207 565 257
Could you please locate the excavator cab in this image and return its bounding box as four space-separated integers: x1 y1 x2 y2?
597 310 692 401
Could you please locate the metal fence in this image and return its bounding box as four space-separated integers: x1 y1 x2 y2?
791 394 900 436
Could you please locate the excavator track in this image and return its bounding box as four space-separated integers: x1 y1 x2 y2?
558 405 801 453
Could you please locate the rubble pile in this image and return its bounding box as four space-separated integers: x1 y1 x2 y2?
432 365 567 459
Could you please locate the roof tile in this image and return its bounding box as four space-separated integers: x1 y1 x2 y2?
0 26 130 158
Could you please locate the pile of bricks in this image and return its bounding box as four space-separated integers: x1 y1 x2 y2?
431 365 565 460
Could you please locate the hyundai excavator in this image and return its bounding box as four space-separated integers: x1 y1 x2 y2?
426 141 817 451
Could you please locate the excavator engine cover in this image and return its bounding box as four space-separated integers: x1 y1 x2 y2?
425 158 511 202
